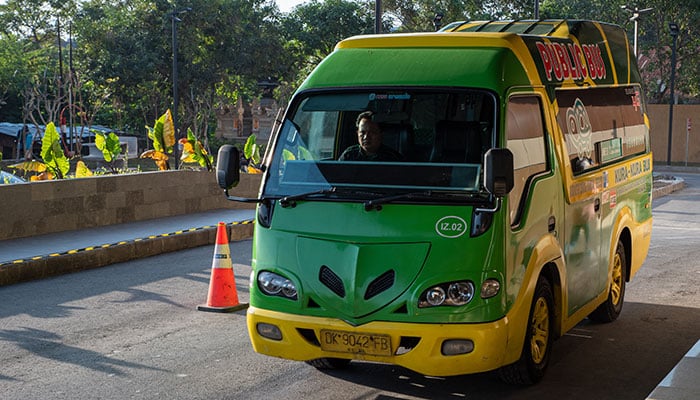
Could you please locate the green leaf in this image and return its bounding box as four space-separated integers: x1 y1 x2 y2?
153 116 165 152
95 132 109 161
40 123 70 179
106 132 122 154
95 132 123 163
244 134 261 164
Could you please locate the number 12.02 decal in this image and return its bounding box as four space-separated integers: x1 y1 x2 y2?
435 216 467 238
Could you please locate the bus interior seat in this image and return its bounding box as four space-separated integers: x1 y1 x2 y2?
381 122 414 160
430 120 483 163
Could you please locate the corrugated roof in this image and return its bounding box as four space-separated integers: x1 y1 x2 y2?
442 19 568 36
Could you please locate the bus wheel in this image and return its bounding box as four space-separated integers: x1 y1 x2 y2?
499 276 554 385
589 241 627 323
305 358 351 370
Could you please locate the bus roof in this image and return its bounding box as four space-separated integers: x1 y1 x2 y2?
446 19 640 86
298 20 639 93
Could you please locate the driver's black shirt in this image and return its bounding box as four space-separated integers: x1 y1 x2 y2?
339 145 403 161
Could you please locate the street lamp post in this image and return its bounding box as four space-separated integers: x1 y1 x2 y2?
375 0 381 34
667 22 679 165
621 5 653 58
171 7 191 169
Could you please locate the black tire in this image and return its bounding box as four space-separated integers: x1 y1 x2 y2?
305 357 351 370
589 241 627 323
499 276 554 385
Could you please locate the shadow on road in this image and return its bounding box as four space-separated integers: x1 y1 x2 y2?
318 302 700 400
0 327 166 378
0 240 253 320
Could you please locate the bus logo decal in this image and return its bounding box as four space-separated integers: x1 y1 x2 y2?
566 98 594 160
436 216 467 238
534 41 607 82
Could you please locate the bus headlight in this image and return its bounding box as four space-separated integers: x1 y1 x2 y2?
258 271 298 300
448 282 475 304
425 286 446 306
419 281 475 308
480 278 500 299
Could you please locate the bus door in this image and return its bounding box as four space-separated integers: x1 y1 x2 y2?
557 91 605 315
564 186 602 314
505 94 562 300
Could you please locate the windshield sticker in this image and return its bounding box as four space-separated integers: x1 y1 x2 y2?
435 216 467 238
369 93 411 100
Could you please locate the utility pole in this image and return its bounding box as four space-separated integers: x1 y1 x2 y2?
375 0 381 34
170 7 191 169
621 5 653 58
667 22 679 165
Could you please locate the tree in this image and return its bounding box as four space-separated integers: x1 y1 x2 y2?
631 0 700 104
73 0 292 147
276 0 376 102
382 0 485 32
174 0 289 141
73 0 173 133
540 0 700 104
0 0 77 122
0 34 31 118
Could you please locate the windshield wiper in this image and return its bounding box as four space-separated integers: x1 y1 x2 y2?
364 191 433 211
279 187 336 208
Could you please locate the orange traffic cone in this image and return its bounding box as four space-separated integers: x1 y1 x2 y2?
197 222 248 313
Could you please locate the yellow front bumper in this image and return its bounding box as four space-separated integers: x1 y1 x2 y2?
247 306 513 376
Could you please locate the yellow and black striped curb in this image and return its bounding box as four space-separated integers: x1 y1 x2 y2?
0 219 254 287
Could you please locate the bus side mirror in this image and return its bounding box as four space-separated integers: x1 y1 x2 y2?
216 145 241 190
484 148 514 197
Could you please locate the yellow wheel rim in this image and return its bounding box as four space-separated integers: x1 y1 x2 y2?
610 252 623 306
530 297 550 364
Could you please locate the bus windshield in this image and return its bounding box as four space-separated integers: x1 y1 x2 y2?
263 89 497 202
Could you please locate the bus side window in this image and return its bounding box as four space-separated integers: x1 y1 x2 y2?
506 96 548 226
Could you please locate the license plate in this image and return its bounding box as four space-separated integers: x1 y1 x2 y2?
319 329 392 356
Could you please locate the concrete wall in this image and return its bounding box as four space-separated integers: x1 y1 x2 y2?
0 170 261 241
649 104 700 166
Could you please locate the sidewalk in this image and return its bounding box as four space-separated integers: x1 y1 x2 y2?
0 208 255 286
647 339 700 400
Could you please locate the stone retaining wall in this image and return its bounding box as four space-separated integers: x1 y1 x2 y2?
0 170 261 241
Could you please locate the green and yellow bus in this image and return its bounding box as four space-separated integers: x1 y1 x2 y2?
216 19 653 384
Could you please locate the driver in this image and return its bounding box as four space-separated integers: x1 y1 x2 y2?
339 111 403 161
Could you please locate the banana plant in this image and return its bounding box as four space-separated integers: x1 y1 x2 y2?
75 160 94 177
179 128 213 171
140 109 175 170
8 159 48 180
243 134 262 173
95 131 124 173
8 123 69 180
40 122 71 179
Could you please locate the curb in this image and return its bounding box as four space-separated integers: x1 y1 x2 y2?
0 220 254 287
653 178 686 198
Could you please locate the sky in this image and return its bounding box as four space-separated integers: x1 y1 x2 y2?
276 0 306 13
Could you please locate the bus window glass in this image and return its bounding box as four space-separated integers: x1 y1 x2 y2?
555 86 648 175
265 89 497 202
506 96 548 224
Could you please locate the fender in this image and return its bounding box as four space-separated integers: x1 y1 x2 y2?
608 204 652 282
502 233 564 365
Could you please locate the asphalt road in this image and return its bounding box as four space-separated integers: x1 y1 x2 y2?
1 174 698 400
